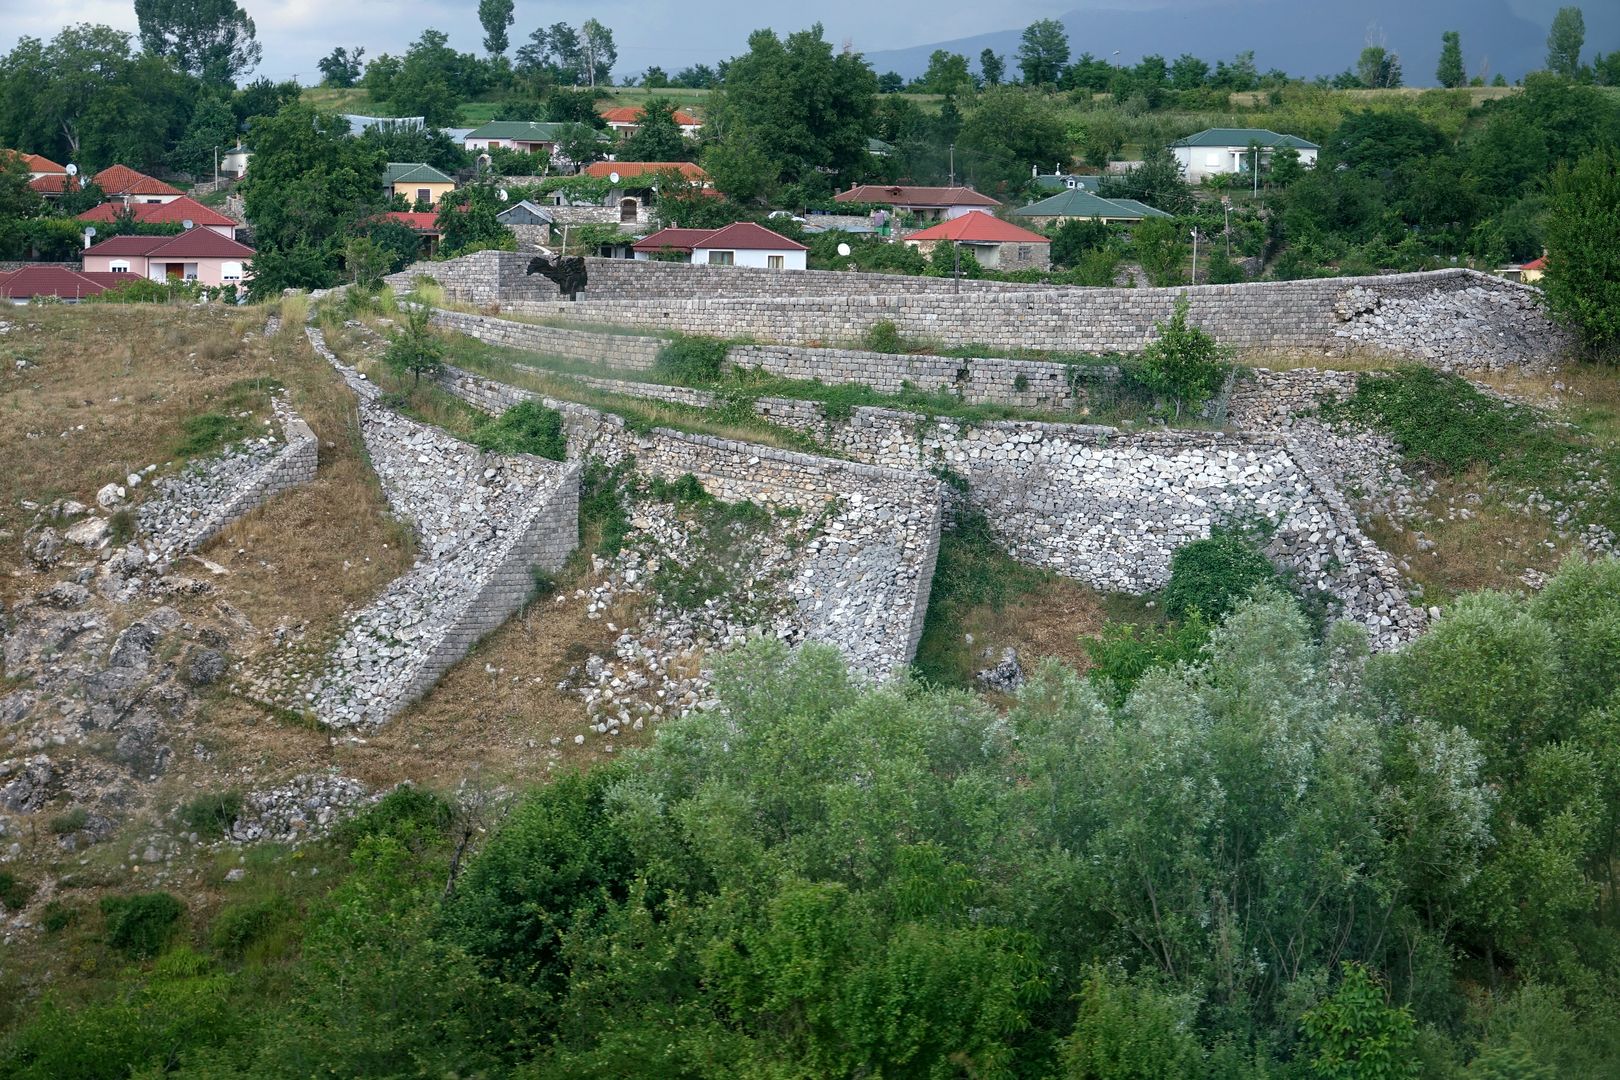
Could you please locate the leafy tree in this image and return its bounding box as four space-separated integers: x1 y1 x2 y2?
620 99 690 161
917 50 975 97
1059 967 1204 1079
1212 50 1259 91
1049 217 1110 270
980 49 1004 86
1542 144 1620 356
1595 52 1620 86
232 76 299 126
1135 298 1231 420
1357 46 1403 89
170 92 240 176
0 151 44 221
675 63 718 89
1132 217 1189 287
1017 19 1070 85
1077 114 1126 169
1170 53 1210 90
239 102 387 293
351 216 424 274
1437 31 1465 88
580 19 617 88
1546 6 1586 78
1099 145 1194 215
477 0 514 56
1301 964 1419 1080
956 86 1069 194
641 65 670 88
133 0 261 86
317 46 365 88
358 124 469 174
383 304 446 386
436 183 513 255
707 24 877 194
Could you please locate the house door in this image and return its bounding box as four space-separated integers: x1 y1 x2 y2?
619 198 638 223
165 263 183 280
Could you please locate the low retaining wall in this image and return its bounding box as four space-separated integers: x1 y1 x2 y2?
438 365 942 676
294 329 579 727
138 402 319 555
392 252 1565 371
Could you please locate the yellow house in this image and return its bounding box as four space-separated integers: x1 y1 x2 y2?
384 162 456 208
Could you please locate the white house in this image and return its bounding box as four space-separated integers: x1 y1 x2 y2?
1169 128 1319 181
633 222 807 269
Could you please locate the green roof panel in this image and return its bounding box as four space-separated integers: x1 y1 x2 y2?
1013 189 1166 220
1170 127 1319 149
384 162 456 185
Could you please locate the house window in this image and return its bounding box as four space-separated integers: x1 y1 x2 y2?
222 261 243 282
707 250 734 266
767 255 784 269
1205 152 1222 168
416 188 431 205
109 260 130 272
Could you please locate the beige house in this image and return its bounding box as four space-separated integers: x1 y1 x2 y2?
385 162 456 207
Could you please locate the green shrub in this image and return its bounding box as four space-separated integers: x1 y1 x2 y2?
174 412 250 458
100 892 185 958
1136 297 1230 418
579 457 633 557
40 900 79 933
655 334 728 384
470 401 568 460
1163 528 1280 623
1084 612 1212 704
331 784 454 853
0 870 33 911
383 304 445 386
210 895 294 959
863 319 906 354
49 807 90 834
177 791 242 840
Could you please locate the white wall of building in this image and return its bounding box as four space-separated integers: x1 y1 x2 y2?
691 247 807 270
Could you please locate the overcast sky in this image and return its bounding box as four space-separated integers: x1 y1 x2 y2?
0 0 1597 84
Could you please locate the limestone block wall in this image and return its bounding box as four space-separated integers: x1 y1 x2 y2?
139 401 319 555
454 362 1420 647
436 365 942 675
424 308 665 369
298 329 580 727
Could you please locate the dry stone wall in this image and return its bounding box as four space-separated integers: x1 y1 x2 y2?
292 329 579 727
137 401 318 556
392 252 1564 371
437 365 942 676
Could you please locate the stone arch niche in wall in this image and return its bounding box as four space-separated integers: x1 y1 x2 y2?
619 197 638 223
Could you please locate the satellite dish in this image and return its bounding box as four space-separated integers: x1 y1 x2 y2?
65 163 77 176
498 188 509 202
85 226 97 237
837 243 851 257
608 171 621 185
182 219 195 230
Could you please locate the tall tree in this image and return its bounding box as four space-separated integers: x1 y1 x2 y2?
707 24 877 195
1017 19 1069 85
1437 31 1465 88
1547 6 1586 78
917 50 975 97
170 92 240 175
979 49 1004 87
477 0 514 56
1357 45 1403 89
620 99 690 161
317 46 365 88
955 86 1069 193
580 19 616 88
1170 53 1210 90
133 0 262 86
1542 144 1620 355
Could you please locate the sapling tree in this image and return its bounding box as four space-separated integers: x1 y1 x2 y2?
1137 297 1231 418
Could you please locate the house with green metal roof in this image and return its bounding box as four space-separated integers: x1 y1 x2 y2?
383 162 457 207
1170 128 1319 181
1031 169 1102 193
1012 189 1172 226
463 121 573 154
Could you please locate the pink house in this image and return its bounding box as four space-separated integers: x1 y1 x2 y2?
82 230 254 287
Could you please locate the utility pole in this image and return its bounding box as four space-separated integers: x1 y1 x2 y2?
213 146 219 190
1223 198 1231 258
1252 147 1259 198
953 240 961 293
948 144 955 186
1190 228 1198 285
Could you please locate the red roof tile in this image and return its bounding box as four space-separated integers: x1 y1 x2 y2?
905 211 1048 245
92 165 182 197
583 161 708 182
77 195 235 228
381 211 441 232
835 185 1001 208
5 151 66 174
631 227 716 254
84 230 255 258
29 174 77 194
692 222 806 252
600 106 700 127
0 265 138 299
1521 256 1547 271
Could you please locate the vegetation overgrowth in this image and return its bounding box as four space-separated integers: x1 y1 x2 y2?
6 562 1620 1075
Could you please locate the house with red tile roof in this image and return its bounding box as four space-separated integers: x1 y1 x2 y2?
834 184 1002 222
92 165 183 204
583 161 709 185
0 265 140 304
378 211 443 256
82 229 254 286
600 106 702 137
76 195 240 239
633 222 806 269
903 211 1051 271
2 151 67 180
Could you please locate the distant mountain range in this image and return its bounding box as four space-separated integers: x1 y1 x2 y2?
864 0 1615 85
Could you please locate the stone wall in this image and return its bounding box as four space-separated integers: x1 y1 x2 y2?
296 329 580 727
449 362 1422 648
390 252 1564 370
437 365 943 675
138 401 319 556
428 305 1116 410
